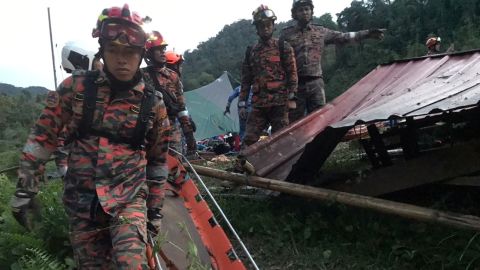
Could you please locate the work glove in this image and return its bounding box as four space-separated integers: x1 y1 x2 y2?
147 208 163 236
239 107 248 120
223 104 231 115
369 28 386 40
10 190 41 230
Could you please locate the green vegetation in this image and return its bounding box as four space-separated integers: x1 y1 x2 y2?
218 193 480 270
0 174 72 269
0 91 45 153
182 0 480 101
2 158 480 269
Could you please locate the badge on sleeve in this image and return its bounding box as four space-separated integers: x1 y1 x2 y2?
46 91 60 108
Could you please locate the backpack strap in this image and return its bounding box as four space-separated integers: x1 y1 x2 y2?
130 81 157 150
278 36 287 69
77 70 100 139
74 70 158 150
144 66 179 119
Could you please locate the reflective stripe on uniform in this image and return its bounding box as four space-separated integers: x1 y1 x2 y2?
177 110 189 118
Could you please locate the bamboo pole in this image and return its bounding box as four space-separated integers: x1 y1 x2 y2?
0 158 55 175
0 165 19 175
191 164 480 231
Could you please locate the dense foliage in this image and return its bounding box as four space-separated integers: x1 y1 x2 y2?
0 91 45 154
182 0 480 100
0 83 49 96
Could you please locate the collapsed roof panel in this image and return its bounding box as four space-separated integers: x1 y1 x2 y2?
243 50 480 181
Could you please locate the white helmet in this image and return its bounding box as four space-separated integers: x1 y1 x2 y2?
61 41 97 73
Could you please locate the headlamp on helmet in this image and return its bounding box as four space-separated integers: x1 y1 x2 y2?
92 4 149 47
146 31 168 51
252 5 277 25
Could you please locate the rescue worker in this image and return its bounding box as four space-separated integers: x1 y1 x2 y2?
165 50 184 76
426 36 441 55
280 0 385 123
164 50 198 152
239 5 298 147
143 32 198 159
10 4 170 268
223 85 253 141
54 42 101 178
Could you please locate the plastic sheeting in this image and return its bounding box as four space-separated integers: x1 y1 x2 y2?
185 71 239 140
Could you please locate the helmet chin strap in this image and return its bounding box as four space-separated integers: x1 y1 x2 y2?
145 50 166 68
152 60 165 68
98 41 144 91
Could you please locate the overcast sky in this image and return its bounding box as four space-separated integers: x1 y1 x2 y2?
1 0 352 89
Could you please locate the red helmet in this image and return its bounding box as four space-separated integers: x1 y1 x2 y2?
252 5 277 25
92 4 148 47
145 31 168 51
165 51 184 65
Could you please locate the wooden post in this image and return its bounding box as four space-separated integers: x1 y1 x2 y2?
191 165 480 231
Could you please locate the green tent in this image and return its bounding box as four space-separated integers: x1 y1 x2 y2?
185 72 239 140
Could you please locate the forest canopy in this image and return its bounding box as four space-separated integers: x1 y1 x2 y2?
182 0 480 101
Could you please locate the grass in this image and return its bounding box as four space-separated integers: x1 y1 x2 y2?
214 190 480 270
1 143 480 269
198 143 480 270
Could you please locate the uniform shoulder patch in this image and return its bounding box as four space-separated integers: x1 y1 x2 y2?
46 91 60 108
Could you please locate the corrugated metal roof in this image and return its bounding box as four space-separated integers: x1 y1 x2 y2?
243 50 480 181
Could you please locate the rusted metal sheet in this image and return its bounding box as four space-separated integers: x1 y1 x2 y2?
243 50 480 181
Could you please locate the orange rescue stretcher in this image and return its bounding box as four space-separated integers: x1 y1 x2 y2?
146 153 248 270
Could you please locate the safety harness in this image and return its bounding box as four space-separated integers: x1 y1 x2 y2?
245 37 286 69
143 66 181 120
73 70 157 150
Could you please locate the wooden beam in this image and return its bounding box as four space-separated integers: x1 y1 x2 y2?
192 164 480 231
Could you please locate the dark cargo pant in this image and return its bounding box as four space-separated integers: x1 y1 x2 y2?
289 77 325 123
243 105 289 146
169 118 183 153
69 196 149 269
171 117 196 155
